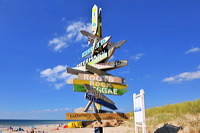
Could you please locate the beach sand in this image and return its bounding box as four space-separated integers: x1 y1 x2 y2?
0 121 134 133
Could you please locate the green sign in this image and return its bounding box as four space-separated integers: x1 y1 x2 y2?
73 84 128 96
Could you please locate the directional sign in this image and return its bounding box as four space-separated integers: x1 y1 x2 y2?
73 84 128 96
66 67 92 75
92 60 128 70
66 113 130 120
78 73 125 83
92 5 98 35
67 79 128 89
73 60 127 72
104 40 127 62
85 93 117 110
86 64 111 75
84 84 114 104
82 36 111 58
81 30 126 50
76 49 107 67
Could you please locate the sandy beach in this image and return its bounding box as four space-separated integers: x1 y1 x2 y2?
0 121 134 133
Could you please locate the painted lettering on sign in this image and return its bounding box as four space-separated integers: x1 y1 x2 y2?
85 93 117 110
66 113 130 120
84 84 115 104
78 73 123 83
67 79 128 89
92 5 98 35
73 84 128 95
86 64 111 75
76 49 107 67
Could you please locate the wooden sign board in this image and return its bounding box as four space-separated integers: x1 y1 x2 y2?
67 79 128 89
76 49 107 67
73 84 128 96
78 73 125 83
86 64 111 75
92 60 128 70
66 67 92 75
66 113 130 120
73 60 128 72
92 5 98 35
84 84 115 104
103 40 127 63
85 93 117 110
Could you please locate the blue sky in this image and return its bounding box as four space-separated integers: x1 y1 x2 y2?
0 0 199 120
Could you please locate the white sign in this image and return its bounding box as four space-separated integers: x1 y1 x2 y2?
133 89 146 133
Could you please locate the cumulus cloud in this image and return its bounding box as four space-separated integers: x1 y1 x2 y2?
48 21 91 52
31 108 71 113
40 65 75 89
185 47 200 54
131 53 145 61
163 70 200 83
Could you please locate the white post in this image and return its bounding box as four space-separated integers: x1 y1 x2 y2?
140 89 146 133
133 89 146 133
133 93 138 133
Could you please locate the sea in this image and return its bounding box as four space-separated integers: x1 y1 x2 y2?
0 119 75 128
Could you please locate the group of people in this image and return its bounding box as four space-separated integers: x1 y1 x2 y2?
7 126 45 133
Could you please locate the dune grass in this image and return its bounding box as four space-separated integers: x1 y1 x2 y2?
129 99 200 133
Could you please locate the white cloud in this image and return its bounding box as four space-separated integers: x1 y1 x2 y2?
48 21 91 52
40 65 74 89
185 47 200 54
40 65 68 82
131 53 145 61
31 108 71 113
163 70 200 83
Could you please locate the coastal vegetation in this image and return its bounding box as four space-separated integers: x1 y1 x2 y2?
129 99 200 133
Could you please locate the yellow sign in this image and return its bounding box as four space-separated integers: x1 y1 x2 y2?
66 113 130 120
67 79 128 89
92 5 98 35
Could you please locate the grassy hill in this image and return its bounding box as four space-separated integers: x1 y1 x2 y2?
129 99 200 133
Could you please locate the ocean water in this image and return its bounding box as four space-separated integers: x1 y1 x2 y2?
0 120 73 127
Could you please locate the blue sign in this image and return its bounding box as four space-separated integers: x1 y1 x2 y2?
85 93 117 110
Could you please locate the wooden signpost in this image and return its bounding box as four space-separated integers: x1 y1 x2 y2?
67 79 128 89
85 93 117 110
78 73 125 83
66 113 130 120
73 84 128 95
65 5 129 132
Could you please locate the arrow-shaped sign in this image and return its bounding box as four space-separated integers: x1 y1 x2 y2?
84 84 115 104
66 67 92 75
66 113 130 120
85 93 117 110
67 79 128 89
78 73 125 83
85 64 111 75
73 60 128 72
73 84 128 96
